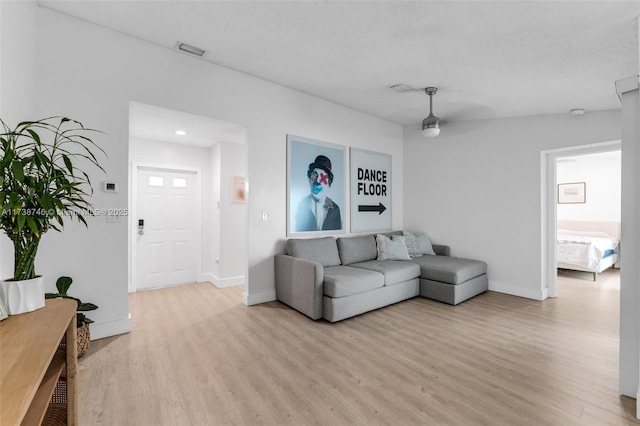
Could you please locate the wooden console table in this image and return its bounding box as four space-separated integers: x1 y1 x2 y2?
0 299 78 425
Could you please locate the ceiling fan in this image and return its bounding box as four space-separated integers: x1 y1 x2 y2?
419 86 495 138
422 87 441 137
386 83 495 137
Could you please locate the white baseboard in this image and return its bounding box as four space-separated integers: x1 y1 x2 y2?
199 273 245 288
541 287 549 300
89 315 131 340
243 289 276 306
489 280 547 301
213 275 245 288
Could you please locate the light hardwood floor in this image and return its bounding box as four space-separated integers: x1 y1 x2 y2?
78 269 638 425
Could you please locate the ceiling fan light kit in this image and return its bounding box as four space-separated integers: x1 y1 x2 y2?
422 87 441 138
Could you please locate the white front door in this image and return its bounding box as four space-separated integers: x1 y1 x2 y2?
136 167 198 290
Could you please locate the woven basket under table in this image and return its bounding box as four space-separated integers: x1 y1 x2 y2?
60 322 91 358
77 322 90 358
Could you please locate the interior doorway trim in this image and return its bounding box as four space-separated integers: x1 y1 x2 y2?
541 140 621 298
129 162 203 293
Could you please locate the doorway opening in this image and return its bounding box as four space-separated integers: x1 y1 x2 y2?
556 149 622 291
133 166 200 291
542 141 622 297
554 150 621 304
542 141 621 298
128 101 248 293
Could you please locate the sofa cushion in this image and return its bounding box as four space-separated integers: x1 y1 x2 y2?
323 266 385 297
337 235 377 265
403 231 436 257
286 237 341 267
408 255 487 285
350 260 421 286
376 234 410 260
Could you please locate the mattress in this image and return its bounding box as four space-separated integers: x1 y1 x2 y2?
557 229 618 270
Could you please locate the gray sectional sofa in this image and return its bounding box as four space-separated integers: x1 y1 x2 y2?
275 232 488 322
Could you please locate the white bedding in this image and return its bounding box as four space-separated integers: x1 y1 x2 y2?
557 229 618 270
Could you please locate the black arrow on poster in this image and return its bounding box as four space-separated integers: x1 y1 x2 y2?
358 203 387 215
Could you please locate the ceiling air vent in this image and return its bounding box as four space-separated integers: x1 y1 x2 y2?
176 42 206 57
386 83 417 93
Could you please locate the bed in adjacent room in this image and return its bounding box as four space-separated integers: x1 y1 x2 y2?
556 220 620 281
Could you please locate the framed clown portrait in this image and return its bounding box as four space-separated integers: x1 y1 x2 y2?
286 134 346 237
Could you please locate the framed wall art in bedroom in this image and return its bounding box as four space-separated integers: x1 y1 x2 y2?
558 182 586 204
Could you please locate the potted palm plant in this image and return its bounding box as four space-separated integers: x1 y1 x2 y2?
0 117 104 315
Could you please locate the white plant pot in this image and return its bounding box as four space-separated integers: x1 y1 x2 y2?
0 276 45 315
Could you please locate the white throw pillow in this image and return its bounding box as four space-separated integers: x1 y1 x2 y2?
376 234 410 261
403 231 436 257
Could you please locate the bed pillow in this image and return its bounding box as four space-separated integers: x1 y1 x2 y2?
403 231 436 257
376 234 410 261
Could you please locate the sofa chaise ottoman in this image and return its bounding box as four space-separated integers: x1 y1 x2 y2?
408 254 489 306
275 232 488 322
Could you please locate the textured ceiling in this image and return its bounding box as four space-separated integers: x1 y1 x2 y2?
39 1 639 128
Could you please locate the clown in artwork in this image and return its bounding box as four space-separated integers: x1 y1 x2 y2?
295 155 342 231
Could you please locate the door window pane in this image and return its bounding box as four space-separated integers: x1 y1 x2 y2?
148 176 164 187
172 178 187 188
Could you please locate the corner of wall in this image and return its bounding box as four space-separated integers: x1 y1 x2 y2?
489 280 548 301
199 272 245 288
243 289 276 306
637 380 640 418
89 314 131 340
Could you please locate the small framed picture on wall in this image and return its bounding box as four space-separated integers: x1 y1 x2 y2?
231 176 246 203
558 182 586 204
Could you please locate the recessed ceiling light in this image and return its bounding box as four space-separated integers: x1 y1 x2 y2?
174 130 187 136
570 109 585 115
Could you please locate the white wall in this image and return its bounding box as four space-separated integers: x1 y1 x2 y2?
403 111 621 301
0 3 404 335
556 151 621 222
202 140 248 288
0 1 38 281
618 80 639 400
1 3 129 339
210 144 222 280
637 23 640 419
217 142 247 286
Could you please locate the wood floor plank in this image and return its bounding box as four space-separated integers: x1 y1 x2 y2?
77 270 638 425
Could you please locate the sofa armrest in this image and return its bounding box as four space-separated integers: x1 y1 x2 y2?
432 244 451 257
275 254 324 320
